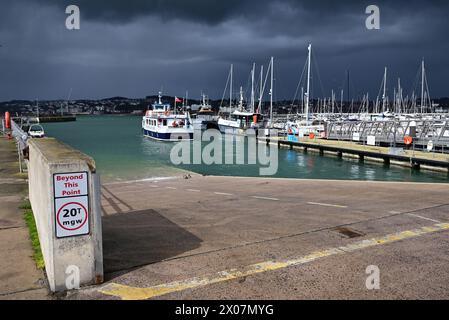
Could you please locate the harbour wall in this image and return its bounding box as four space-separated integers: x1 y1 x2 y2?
261 137 449 174
28 138 103 292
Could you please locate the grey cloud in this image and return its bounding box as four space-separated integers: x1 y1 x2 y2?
0 0 448 101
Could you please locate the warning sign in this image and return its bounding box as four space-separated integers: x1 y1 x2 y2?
54 172 89 238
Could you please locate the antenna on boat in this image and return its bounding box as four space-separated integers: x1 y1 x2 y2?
158 91 162 105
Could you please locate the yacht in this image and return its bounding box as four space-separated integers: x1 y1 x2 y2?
218 87 266 135
142 92 193 141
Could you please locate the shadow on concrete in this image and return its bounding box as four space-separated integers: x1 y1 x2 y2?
101 185 134 214
102 209 202 278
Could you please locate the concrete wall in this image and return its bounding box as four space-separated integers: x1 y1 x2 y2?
28 138 103 292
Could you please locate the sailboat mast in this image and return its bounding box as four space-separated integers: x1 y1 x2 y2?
270 57 274 125
257 65 264 113
67 88 72 115
305 44 312 123
251 63 255 113
421 59 425 113
331 89 335 114
230 64 233 119
382 67 387 113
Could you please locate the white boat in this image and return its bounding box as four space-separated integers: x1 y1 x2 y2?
192 94 217 130
218 87 266 134
289 44 326 136
142 92 193 141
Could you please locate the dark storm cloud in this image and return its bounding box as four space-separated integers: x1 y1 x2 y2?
29 0 449 25
1 0 449 101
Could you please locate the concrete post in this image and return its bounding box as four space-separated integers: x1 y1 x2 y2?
28 138 103 292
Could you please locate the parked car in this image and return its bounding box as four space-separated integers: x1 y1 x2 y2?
28 124 45 138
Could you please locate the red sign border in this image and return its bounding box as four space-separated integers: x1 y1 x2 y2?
56 201 88 231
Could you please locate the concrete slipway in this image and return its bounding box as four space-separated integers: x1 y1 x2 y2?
69 175 449 300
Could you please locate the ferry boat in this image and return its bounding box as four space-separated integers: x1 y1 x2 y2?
142 93 193 141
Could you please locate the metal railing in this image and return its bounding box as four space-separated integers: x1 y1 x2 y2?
11 120 29 173
326 119 449 152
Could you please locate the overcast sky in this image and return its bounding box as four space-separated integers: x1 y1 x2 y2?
0 0 448 101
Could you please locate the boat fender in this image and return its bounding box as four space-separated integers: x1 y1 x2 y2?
404 136 413 145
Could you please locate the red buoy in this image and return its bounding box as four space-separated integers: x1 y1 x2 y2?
404 136 413 145
5 111 11 129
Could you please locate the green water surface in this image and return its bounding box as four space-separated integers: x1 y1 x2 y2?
43 115 448 183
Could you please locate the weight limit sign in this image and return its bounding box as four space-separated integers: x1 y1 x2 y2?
54 172 90 238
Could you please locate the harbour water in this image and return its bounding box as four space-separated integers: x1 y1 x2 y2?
43 115 449 183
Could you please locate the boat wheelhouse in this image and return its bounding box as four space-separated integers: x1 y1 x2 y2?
218 109 266 134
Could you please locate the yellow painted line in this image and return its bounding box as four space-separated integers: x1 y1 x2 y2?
99 223 449 300
307 201 347 208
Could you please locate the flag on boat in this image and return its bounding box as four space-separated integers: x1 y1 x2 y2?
175 97 182 103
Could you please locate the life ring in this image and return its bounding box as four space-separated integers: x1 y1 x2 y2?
404 136 413 145
164 111 170 116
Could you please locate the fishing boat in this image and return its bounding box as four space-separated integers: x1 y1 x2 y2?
192 94 218 130
142 92 193 141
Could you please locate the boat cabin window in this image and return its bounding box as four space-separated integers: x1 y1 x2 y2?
163 119 167 126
